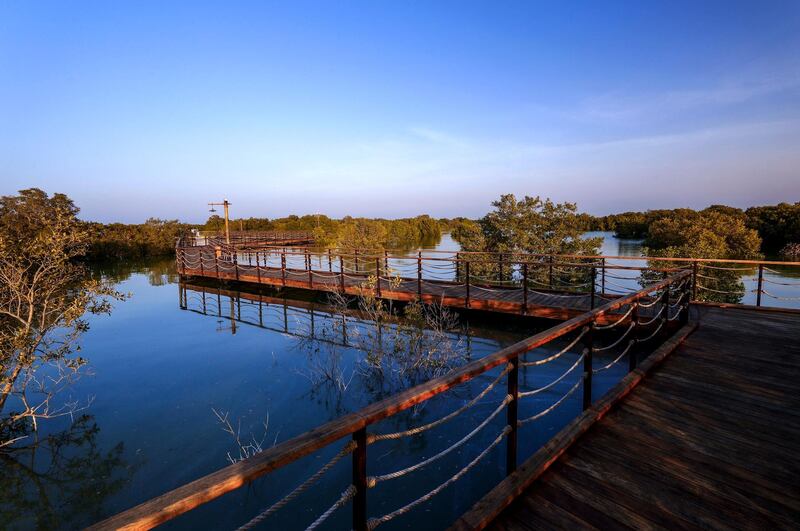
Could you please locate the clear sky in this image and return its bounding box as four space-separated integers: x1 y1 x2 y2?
1 1 799 223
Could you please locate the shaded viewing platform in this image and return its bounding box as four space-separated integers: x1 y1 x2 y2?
88 236 800 530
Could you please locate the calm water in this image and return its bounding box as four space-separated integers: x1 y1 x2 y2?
3 232 797 530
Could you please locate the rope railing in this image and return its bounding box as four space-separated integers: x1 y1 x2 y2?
519 349 586 398
369 395 511 485
593 339 637 374
368 365 511 442
306 485 357 531
593 322 636 352
521 327 589 367
518 379 583 425
594 304 636 330
366 426 511 530
237 441 356 531
90 269 691 531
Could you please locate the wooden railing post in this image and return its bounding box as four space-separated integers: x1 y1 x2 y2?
354 249 359 274
506 357 519 475
233 251 239 282
307 250 313 288
522 262 528 315
328 249 333 272
601 258 606 296
340 255 346 294
256 252 261 283
215 251 220 279
662 283 670 337
680 278 689 325
692 261 699 301
353 428 368 531
629 304 639 371
199 249 204 276
465 261 471 308
756 264 764 307
384 250 389 273
589 266 596 309
281 251 286 287
417 251 422 299
456 252 461 282
548 256 554 290
582 324 594 410
375 257 381 297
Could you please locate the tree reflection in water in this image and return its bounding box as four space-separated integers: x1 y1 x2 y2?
0 415 136 529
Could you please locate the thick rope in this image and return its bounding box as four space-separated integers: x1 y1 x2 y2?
602 272 641 281
697 283 739 295
760 290 800 301
593 322 635 352
602 278 639 291
669 292 688 309
305 485 357 531
593 340 636 373
366 426 510 530
521 328 589 367
369 365 511 442
237 441 357 531
519 349 586 398
518 378 582 425
370 395 511 485
700 263 752 271
637 306 665 326
762 277 800 286
636 297 660 308
637 320 665 342
594 305 636 330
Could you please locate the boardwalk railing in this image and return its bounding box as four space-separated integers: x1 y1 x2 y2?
186 231 316 248
176 239 800 311
89 270 691 530
175 243 689 319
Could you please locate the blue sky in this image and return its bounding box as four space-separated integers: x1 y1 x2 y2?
1 1 799 222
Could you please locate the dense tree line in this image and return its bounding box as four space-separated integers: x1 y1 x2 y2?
203 214 444 249
590 202 799 256
85 219 191 260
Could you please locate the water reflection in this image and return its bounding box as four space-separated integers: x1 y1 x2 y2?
0 415 136 529
178 282 516 357
89 257 180 286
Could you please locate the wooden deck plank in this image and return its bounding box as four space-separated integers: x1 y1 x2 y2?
480 307 800 530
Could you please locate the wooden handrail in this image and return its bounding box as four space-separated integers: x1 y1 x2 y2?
88 271 690 531
177 245 687 272
179 240 800 268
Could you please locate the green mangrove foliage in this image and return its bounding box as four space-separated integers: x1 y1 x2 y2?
590 202 799 255
0 189 124 447
85 219 190 260
204 214 444 250
452 194 601 287
641 209 763 303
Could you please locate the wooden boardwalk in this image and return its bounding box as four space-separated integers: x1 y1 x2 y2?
182 262 598 318
480 307 800 530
